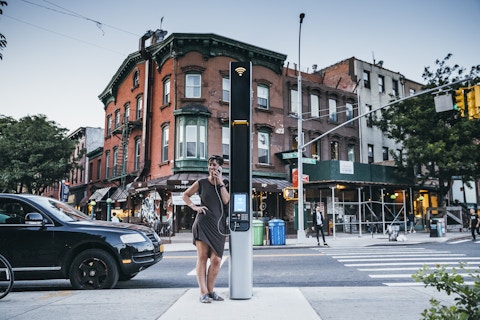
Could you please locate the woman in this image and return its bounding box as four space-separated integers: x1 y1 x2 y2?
469 208 479 241
182 155 230 303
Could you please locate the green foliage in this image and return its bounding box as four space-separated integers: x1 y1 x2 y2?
0 114 75 194
413 264 480 320
373 54 480 203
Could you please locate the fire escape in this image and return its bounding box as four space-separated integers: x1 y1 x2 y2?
110 113 142 188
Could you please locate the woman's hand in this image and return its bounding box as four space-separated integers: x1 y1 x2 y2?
192 205 208 214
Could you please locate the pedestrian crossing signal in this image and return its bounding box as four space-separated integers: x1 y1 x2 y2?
283 187 298 201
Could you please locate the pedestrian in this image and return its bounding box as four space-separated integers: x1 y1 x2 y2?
182 155 230 303
312 205 328 246
111 212 120 222
468 208 479 241
408 212 415 233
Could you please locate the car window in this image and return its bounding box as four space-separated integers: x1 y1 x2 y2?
0 199 35 224
43 198 91 222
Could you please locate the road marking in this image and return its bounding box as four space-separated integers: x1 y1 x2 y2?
385 281 476 287
345 261 480 267
338 257 480 262
370 272 472 279
333 253 465 259
449 239 471 244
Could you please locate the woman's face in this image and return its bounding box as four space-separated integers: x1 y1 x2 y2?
208 160 221 175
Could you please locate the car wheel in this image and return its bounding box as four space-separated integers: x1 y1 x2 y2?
69 249 119 289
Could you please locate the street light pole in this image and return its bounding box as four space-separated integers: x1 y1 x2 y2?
106 198 112 221
297 13 307 243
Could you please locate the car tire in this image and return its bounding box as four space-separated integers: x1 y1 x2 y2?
69 249 119 290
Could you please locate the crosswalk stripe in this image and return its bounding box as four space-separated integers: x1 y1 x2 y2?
323 246 479 286
385 281 476 287
449 239 471 244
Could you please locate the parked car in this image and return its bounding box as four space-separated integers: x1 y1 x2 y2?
0 193 163 289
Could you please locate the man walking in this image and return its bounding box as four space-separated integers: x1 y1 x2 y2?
469 208 479 241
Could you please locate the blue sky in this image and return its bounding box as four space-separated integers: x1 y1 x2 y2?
1 0 479 132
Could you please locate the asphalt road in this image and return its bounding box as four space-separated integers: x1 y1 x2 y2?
10 240 479 292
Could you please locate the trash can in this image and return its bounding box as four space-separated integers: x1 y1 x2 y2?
437 219 443 237
252 220 264 246
268 219 286 245
429 218 438 237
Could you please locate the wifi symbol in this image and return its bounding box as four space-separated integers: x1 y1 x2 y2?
235 67 247 77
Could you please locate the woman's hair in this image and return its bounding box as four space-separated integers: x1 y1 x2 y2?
208 155 224 165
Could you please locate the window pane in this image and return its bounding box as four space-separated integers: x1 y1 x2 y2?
258 132 270 164
329 99 337 122
162 126 169 162
348 144 355 162
257 85 269 109
346 103 353 121
222 126 230 160
330 141 339 160
136 96 143 119
186 125 197 157
310 94 319 118
164 79 171 104
186 74 201 98
199 126 205 158
291 89 298 114
222 77 230 102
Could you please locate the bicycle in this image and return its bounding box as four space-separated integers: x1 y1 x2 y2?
0 253 14 299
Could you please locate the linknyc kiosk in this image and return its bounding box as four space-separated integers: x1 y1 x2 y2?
228 61 253 299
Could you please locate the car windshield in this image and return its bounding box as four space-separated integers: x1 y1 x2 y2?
39 197 91 222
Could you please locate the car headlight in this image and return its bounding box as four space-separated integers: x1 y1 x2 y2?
120 233 146 244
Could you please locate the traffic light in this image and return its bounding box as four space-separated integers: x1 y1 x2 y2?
282 187 298 201
454 88 465 116
467 85 480 119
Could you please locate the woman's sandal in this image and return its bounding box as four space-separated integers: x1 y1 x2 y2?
208 291 224 301
199 293 212 303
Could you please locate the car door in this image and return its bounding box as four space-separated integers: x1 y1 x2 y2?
0 198 57 272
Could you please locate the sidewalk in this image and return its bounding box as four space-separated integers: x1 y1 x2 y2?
1 230 469 320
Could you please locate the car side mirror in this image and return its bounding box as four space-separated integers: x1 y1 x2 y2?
25 212 45 225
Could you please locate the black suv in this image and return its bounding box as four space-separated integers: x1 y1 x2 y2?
0 193 163 289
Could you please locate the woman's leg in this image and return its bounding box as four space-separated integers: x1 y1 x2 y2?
206 250 222 294
195 240 210 295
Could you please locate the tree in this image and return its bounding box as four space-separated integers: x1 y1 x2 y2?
0 114 75 194
374 54 480 205
0 1 7 60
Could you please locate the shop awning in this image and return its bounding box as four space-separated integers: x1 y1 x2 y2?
252 177 291 192
111 188 128 202
89 187 113 201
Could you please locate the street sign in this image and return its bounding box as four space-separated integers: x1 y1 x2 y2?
302 158 317 164
282 152 298 159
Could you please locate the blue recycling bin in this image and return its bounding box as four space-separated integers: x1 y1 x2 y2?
268 219 286 245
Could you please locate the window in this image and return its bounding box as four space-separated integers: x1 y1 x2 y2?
134 138 141 170
133 70 139 88
222 125 230 160
89 162 93 182
113 148 118 176
96 159 101 180
366 104 373 127
257 84 269 109
176 117 207 160
409 88 415 96
122 143 128 173
258 131 270 164
392 80 399 96
310 94 319 118
292 134 299 150
222 77 230 102
105 151 110 179
347 144 355 162
346 102 354 121
312 140 321 160
163 78 171 104
136 96 143 119
363 70 370 89
107 115 112 136
114 110 120 128
330 141 339 160
368 144 374 164
328 98 337 122
383 147 389 161
290 89 298 114
378 75 385 93
186 74 201 98
162 125 169 162
124 104 130 122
